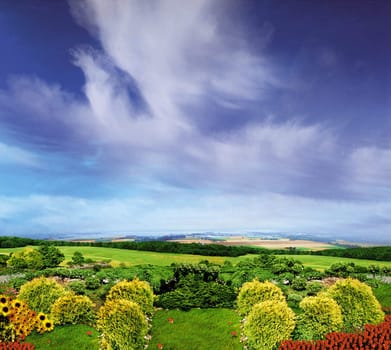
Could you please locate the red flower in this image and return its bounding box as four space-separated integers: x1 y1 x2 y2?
86 331 93 336
167 317 174 324
231 331 238 337
157 343 164 349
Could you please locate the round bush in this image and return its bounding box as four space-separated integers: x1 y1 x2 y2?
97 299 148 350
327 278 384 331
18 277 67 313
244 300 295 350
51 293 95 325
296 294 343 340
237 280 285 315
105 279 154 315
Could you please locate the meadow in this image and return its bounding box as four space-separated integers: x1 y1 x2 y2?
1 246 391 270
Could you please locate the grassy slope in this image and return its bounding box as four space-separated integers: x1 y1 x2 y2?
1 246 391 270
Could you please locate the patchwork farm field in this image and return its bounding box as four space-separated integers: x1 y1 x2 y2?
1 246 391 271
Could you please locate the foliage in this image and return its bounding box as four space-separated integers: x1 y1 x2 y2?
291 277 307 291
71 251 85 265
18 277 67 314
68 281 86 295
51 293 95 325
279 315 391 350
306 281 323 296
327 278 385 331
244 300 295 350
85 276 100 290
295 294 343 340
7 249 44 270
237 280 285 315
105 279 154 315
0 341 35 350
156 276 236 310
38 245 65 268
97 299 148 350
0 295 53 343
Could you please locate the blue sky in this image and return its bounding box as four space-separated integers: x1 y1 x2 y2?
0 0 390 242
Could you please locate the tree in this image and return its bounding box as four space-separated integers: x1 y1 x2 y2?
38 245 65 268
71 251 85 265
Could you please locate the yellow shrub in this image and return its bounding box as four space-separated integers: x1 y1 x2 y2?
237 280 285 315
51 292 95 325
327 278 384 331
244 300 295 350
105 279 154 315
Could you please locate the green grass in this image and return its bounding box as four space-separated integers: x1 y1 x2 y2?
278 254 391 271
150 308 242 350
1 246 390 271
26 324 99 350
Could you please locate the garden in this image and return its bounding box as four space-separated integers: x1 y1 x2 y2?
0 243 390 349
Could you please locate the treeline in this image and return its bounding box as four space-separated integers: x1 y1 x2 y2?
0 236 390 261
308 246 391 261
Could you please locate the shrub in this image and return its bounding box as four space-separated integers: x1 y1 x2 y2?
18 277 67 314
51 293 95 325
244 300 295 350
105 279 154 315
237 280 285 315
295 294 343 340
287 293 303 305
306 281 323 296
327 278 384 331
97 299 148 350
68 281 86 295
291 277 307 291
85 276 100 290
7 248 44 270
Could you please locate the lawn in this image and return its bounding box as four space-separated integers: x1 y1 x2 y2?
26 324 99 350
150 308 242 350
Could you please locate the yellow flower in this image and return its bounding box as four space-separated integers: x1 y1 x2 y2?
11 299 24 309
1 305 11 316
0 295 9 305
43 320 54 332
37 312 46 322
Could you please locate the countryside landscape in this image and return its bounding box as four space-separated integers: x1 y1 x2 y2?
0 235 390 349
1 1 391 349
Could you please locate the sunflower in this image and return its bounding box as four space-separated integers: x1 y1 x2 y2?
43 320 54 332
1 305 11 316
0 295 9 305
37 312 46 322
11 299 24 309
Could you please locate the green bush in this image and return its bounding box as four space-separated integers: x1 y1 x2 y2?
156 277 236 310
68 281 86 295
97 299 148 350
237 280 285 315
306 281 323 296
18 276 67 313
85 276 100 290
51 293 95 325
291 277 307 291
296 294 343 340
327 278 384 331
244 300 295 350
105 279 154 315
287 293 303 305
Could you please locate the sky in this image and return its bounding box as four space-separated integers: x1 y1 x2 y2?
0 0 390 243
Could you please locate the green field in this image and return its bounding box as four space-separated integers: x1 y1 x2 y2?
1 246 391 271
